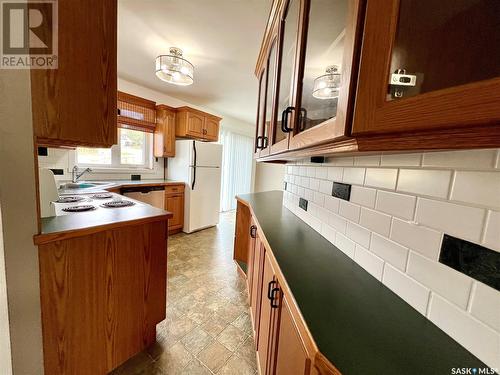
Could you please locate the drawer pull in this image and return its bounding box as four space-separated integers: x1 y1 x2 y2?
250 225 257 238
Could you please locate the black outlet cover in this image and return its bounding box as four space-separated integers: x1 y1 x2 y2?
131 174 141 181
439 234 499 291
283 181 287 191
49 168 64 176
37 146 48 156
310 156 325 163
299 198 308 211
332 182 351 201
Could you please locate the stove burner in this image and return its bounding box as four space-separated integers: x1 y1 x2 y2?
92 193 113 199
62 205 96 212
55 196 85 203
101 200 135 208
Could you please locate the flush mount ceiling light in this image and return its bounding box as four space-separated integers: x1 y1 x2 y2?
155 47 194 86
312 65 341 100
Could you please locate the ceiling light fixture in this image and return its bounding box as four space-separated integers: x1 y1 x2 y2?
155 47 194 86
312 65 341 100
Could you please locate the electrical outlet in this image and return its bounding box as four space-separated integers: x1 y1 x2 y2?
299 198 308 211
439 234 499 291
37 146 48 156
332 182 351 201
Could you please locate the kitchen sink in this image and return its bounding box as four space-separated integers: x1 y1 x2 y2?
60 182 111 189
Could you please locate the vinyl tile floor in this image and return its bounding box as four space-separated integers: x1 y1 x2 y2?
110 211 258 375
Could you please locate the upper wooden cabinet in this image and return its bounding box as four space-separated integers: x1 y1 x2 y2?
352 0 500 136
175 107 221 142
255 0 500 160
31 0 117 148
154 105 176 157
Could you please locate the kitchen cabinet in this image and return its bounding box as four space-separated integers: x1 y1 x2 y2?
352 0 500 138
154 105 176 157
254 0 500 161
165 184 184 234
175 107 221 142
31 0 117 148
254 0 364 157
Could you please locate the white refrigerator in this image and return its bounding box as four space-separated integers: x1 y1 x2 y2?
168 140 223 233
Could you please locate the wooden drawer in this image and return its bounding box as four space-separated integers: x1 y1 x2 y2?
165 185 185 195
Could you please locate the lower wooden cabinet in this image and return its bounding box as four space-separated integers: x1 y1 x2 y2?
165 185 184 234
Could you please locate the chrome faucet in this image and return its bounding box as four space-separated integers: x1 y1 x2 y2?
72 165 92 183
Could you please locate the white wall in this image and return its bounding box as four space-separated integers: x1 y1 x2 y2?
0 70 44 374
254 162 286 193
283 149 500 369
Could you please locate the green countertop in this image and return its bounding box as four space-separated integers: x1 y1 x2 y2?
238 191 486 375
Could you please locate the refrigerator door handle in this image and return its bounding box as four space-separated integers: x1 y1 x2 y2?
191 141 197 190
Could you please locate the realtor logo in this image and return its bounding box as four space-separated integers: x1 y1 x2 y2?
1 0 57 69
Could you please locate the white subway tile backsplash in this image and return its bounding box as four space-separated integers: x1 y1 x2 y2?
407 252 472 309
397 169 452 198
334 232 356 258
350 186 377 208
364 168 398 190
297 186 305 197
342 168 365 185
370 233 408 271
390 218 442 260
339 201 361 222
380 153 422 167
451 171 500 209
327 167 343 182
284 149 500 370
382 264 430 315
346 222 371 248
319 180 333 195
483 211 500 252
315 167 328 180
470 282 500 332
354 155 380 166
376 191 416 220
428 294 500 370
354 245 384 280
359 208 391 237
416 198 485 243
324 195 340 213
328 212 347 234
423 149 497 169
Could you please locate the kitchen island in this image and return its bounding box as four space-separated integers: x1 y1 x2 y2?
34 189 172 374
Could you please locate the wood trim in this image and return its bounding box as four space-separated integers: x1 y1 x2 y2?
313 351 342 375
175 106 222 121
255 0 285 76
35 137 115 149
34 214 170 245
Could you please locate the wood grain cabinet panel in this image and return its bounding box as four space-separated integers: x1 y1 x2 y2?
31 0 117 148
166 193 184 232
204 117 220 141
38 221 167 375
175 107 221 142
154 105 176 157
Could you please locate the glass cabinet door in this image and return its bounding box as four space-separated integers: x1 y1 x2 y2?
353 0 500 135
254 70 267 157
272 0 300 153
261 40 278 156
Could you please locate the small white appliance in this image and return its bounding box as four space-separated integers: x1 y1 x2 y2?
168 140 222 233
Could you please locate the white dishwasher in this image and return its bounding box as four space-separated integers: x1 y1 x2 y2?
122 185 165 209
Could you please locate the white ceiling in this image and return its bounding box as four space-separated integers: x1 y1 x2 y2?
118 0 271 125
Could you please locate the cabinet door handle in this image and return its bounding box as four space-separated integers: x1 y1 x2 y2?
267 280 277 300
299 108 307 131
262 136 269 148
281 106 294 133
255 136 263 149
250 225 257 238
270 287 280 308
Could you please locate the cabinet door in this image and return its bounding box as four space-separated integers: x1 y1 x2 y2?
31 0 117 147
260 38 279 157
154 106 176 157
250 234 264 345
247 219 257 292
352 0 500 136
257 251 277 374
273 293 311 375
289 0 363 150
204 117 220 141
166 194 184 229
187 112 205 137
255 70 268 158
271 0 301 154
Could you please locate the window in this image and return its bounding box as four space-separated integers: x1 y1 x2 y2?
76 129 152 169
